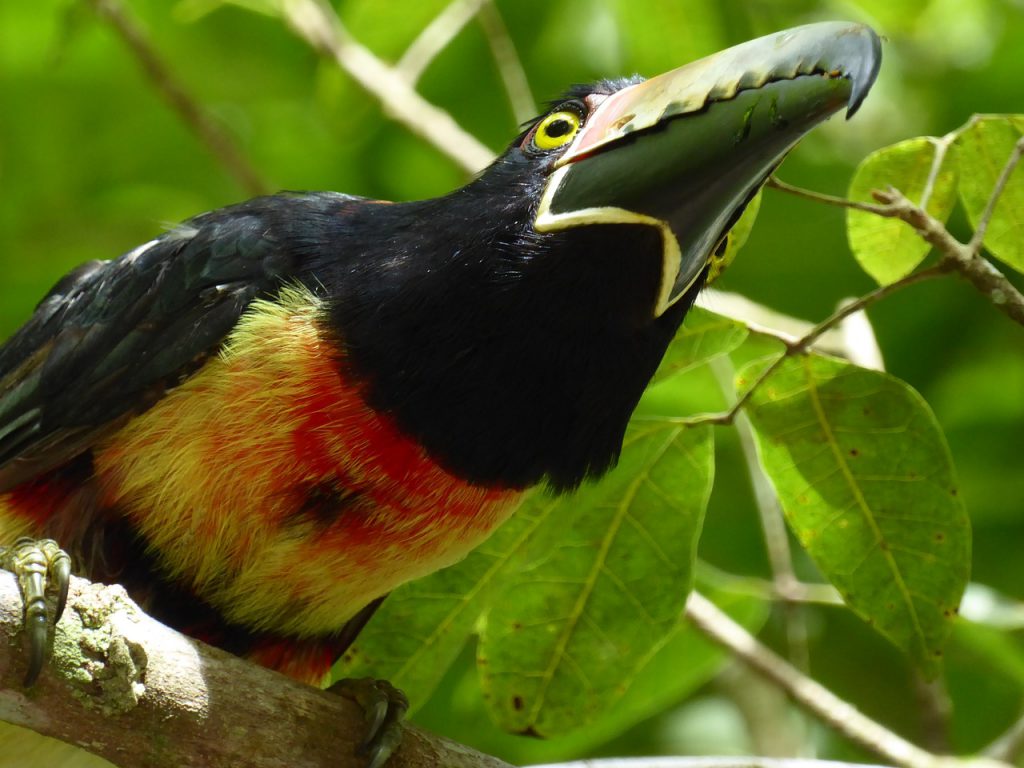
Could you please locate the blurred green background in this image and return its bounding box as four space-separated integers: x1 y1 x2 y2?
2 0 1024 764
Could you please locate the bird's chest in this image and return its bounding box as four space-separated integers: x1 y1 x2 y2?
92 293 520 636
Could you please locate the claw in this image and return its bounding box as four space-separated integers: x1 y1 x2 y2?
49 544 71 623
328 677 409 768
0 536 73 686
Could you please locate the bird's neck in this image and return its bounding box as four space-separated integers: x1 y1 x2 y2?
320 193 693 492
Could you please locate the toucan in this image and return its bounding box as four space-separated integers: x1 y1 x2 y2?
0 21 880 766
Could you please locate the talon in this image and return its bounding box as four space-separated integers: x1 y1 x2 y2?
45 542 71 622
0 536 73 686
328 677 409 768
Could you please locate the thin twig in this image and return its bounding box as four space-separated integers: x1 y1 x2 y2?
766 176 887 214
709 358 810 672
477 0 537 124
967 135 1024 253
870 186 1024 327
697 290 850 356
768 177 1024 329
86 0 270 196
396 0 487 84
396 0 534 126
912 675 952 755
685 592 942 768
697 562 844 606
700 264 947 427
281 0 494 174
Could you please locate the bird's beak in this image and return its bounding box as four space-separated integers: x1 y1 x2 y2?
534 21 882 317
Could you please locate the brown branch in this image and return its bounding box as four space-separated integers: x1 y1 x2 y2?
769 173 1024 330
0 572 509 768
85 0 270 197
280 0 494 174
869 187 1024 327
765 176 883 214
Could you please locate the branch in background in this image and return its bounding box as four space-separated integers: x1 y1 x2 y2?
869 186 1024 327
697 562 844 607
984 710 1024 764
396 0 487 84
476 1 536 124
0 572 509 768
281 0 494 174
397 0 535 126
768 151 1024 330
709 357 810 673
683 592 1009 768
85 0 270 196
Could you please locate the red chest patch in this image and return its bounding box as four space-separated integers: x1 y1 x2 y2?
88 289 522 639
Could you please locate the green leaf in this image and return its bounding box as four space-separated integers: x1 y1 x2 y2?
955 115 1024 273
742 354 970 676
423 588 767 764
650 307 749 386
846 138 958 284
479 422 714 735
604 587 766 729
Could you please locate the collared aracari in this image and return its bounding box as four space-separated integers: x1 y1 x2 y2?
0 21 880 766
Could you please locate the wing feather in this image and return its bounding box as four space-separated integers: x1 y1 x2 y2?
0 192 358 491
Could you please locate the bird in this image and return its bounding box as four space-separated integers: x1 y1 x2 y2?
0 21 880 767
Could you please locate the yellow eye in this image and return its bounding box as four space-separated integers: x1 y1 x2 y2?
533 111 581 151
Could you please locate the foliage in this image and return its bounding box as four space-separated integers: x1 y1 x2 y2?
3 1 1024 767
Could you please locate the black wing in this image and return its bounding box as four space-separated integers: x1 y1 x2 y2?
0 192 356 491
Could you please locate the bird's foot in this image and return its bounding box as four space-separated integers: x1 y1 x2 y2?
327 676 409 768
0 536 71 686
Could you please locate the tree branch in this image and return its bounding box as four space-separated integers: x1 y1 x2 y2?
768 174 1024 329
476 1 536 124
869 186 1024 327
396 0 534 124
709 357 810 673
684 592 1010 768
85 0 270 196
0 572 509 768
396 0 487 84
280 0 494 174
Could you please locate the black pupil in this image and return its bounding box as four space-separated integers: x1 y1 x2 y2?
545 118 573 138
